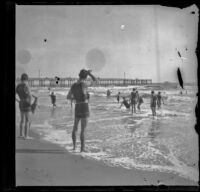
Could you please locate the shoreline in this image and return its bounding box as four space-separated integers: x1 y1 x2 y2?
16 125 198 186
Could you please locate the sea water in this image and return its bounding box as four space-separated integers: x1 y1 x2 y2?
16 85 199 182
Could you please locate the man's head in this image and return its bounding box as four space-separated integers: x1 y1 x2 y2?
21 73 29 82
158 91 161 94
123 97 125 100
133 88 136 91
79 69 88 80
151 90 154 94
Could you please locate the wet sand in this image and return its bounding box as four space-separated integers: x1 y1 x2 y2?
16 126 198 186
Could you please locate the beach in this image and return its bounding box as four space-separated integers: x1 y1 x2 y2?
16 85 199 186
16 127 198 186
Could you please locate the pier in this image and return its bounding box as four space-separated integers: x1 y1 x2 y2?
16 77 152 87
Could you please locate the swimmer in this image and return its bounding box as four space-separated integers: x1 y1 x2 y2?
67 89 74 108
107 89 111 97
150 90 157 116
137 92 144 111
130 88 138 113
16 73 34 139
117 92 120 103
70 69 96 152
120 97 130 110
157 91 164 109
49 92 56 107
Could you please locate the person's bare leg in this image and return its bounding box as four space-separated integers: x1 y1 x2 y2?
19 112 25 137
152 107 155 116
24 112 31 138
134 104 136 113
72 117 80 150
151 107 154 116
80 117 88 152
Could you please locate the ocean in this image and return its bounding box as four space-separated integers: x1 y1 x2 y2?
15 84 198 182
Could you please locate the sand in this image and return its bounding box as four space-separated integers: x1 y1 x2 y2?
15 125 199 187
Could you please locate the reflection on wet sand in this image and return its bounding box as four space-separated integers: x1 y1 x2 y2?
50 107 56 117
148 119 161 139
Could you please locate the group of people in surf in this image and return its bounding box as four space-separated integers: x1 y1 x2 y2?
16 70 164 152
106 87 164 116
119 89 144 113
118 88 164 116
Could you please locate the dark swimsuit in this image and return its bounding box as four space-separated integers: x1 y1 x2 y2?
131 92 137 104
123 100 130 109
16 83 31 112
50 94 56 104
151 95 157 108
71 81 89 118
138 97 143 104
157 95 161 106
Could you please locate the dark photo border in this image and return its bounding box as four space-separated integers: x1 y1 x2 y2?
2 0 199 191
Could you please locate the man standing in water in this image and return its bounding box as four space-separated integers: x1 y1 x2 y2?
70 69 96 152
130 88 138 113
150 90 157 116
157 91 164 109
16 73 33 139
50 92 56 107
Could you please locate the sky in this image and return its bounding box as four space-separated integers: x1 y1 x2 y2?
16 5 198 83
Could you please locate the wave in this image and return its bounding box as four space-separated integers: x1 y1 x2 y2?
33 120 198 182
28 85 198 183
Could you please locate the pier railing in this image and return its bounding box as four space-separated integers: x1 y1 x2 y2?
15 77 152 87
